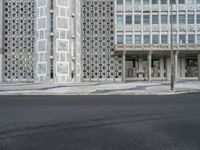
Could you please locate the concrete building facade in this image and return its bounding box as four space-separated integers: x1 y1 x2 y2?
115 0 200 81
0 0 200 83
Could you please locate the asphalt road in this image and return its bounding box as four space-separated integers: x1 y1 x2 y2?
0 94 200 150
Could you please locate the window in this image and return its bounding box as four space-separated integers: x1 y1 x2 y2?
152 0 158 4
197 15 200 24
179 0 185 4
179 15 185 24
135 35 141 44
126 0 132 4
172 35 177 44
161 15 168 24
161 35 168 44
170 15 177 24
152 35 159 44
135 0 141 4
126 35 133 44
152 15 159 24
144 35 150 44
161 0 167 4
197 0 200 4
188 14 194 24
188 34 195 44
126 15 132 24
135 15 141 24
179 34 185 44
117 0 123 5
187 0 194 4
143 15 150 24
117 35 124 44
171 0 176 4
143 0 150 4
197 35 200 44
117 15 123 25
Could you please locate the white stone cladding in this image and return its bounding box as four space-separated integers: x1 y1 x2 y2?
35 0 82 82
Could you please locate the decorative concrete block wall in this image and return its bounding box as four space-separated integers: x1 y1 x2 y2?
0 0 3 82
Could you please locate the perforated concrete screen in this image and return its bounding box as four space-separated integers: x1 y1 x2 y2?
82 0 122 81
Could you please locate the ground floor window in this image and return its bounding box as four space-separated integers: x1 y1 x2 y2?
185 59 198 77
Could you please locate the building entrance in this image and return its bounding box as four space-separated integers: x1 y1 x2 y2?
125 59 138 78
185 59 198 77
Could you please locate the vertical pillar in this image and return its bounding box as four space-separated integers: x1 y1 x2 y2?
160 57 165 79
122 51 126 82
148 51 152 81
138 57 143 78
174 51 179 81
180 57 185 78
198 54 200 81
166 58 171 81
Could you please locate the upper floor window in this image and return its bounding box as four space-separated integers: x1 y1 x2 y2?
126 35 133 44
171 0 176 4
126 0 132 4
188 34 195 44
135 35 141 44
197 35 200 44
117 15 123 25
197 0 200 4
117 0 123 5
144 35 150 44
179 15 185 24
161 35 168 44
172 35 177 44
143 15 150 24
135 15 141 24
170 15 177 24
179 34 186 44
161 0 167 4
143 0 150 4
152 0 158 4
161 15 168 24
126 15 132 24
152 35 159 44
152 15 159 24
135 0 141 4
179 0 185 4
197 15 200 24
117 35 124 44
187 0 194 4
188 14 194 24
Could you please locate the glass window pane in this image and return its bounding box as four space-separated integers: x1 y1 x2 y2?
143 0 150 4
172 35 177 44
197 0 200 4
126 15 132 24
170 15 177 24
161 35 168 44
153 35 159 44
179 15 185 24
188 34 195 44
187 0 194 4
188 14 194 24
117 15 123 25
126 0 132 4
135 35 141 44
161 15 168 24
143 15 150 24
135 15 141 24
197 35 200 44
135 0 141 4
179 0 185 4
161 0 168 4
152 15 159 24
117 0 123 5
126 35 133 44
144 35 150 44
117 35 124 44
197 15 200 24
179 34 185 44
152 0 158 4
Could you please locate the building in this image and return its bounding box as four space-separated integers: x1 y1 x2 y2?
0 0 200 83
115 0 200 81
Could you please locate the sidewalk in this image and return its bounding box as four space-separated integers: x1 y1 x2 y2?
0 81 200 95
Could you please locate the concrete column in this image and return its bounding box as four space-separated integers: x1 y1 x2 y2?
160 57 165 79
180 58 185 78
198 54 200 81
122 51 126 82
166 58 171 81
138 57 143 78
174 51 179 81
148 51 152 81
